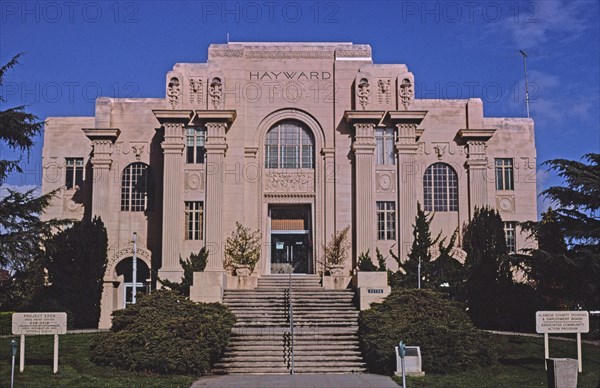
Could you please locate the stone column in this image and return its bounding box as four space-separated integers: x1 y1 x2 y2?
204 122 228 271
352 123 376 258
465 140 488 217
159 122 185 281
395 123 419 262
322 148 336 249
89 140 113 223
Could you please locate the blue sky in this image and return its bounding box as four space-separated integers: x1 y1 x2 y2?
1 0 599 215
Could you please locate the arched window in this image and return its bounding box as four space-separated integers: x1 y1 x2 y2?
121 163 151 212
423 163 458 212
265 121 314 169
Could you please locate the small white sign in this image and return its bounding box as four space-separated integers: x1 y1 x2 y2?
12 312 67 335
536 311 589 334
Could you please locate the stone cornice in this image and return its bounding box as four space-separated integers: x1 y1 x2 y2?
387 110 428 125
152 110 194 124
344 110 386 123
82 128 120 142
193 110 237 124
457 128 496 141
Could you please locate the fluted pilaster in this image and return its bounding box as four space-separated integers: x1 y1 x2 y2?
466 140 488 216
395 123 419 262
160 123 184 276
204 122 228 271
352 123 376 258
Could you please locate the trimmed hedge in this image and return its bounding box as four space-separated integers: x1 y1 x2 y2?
358 289 496 375
90 290 236 374
0 311 13 336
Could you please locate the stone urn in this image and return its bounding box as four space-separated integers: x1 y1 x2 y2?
235 265 252 277
328 264 345 276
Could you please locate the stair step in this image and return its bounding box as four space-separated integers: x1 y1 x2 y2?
216 279 363 375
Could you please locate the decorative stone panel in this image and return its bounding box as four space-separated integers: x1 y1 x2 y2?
497 194 515 213
184 169 205 192
376 170 396 193
263 171 315 194
397 74 415 110
166 73 182 109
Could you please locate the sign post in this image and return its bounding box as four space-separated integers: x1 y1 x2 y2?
536 311 589 372
11 312 67 374
399 341 407 388
10 339 17 388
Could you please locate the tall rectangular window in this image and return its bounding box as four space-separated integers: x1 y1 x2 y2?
377 201 396 240
186 127 206 164
375 128 395 165
495 158 514 190
65 158 84 189
185 201 203 240
504 221 517 253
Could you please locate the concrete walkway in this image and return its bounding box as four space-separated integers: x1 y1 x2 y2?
191 374 398 387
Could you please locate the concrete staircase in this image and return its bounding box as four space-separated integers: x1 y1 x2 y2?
213 274 366 374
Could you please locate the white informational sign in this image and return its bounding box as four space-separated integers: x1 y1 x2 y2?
11 312 67 374
536 311 589 334
12 312 67 335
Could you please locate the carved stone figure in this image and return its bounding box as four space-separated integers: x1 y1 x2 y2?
132 144 144 160
209 77 223 109
377 79 391 104
433 144 447 160
167 77 181 108
399 78 414 110
189 78 203 104
357 78 370 110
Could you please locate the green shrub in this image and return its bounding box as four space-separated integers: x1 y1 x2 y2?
358 289 496 375
0 311 13 336
90 290 236 374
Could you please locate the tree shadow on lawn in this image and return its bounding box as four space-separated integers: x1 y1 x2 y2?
498 357 544 371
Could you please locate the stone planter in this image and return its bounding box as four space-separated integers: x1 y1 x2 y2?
352 271 388 288
352 271 391 310
328 264 346 276
234 265 252 277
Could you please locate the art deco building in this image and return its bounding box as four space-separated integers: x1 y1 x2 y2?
41 42 537 328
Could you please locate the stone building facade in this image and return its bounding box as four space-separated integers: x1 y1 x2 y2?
41 42 537 328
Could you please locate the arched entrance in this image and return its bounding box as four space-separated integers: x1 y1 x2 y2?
116 257 151 306
256 110 326 275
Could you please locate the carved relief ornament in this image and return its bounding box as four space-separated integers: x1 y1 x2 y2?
167 77 181 108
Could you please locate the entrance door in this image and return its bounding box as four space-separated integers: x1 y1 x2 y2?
270 206 312 274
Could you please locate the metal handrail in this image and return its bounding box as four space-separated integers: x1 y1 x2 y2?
288 266 295 374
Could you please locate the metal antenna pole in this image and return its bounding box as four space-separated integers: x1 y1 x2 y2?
132 232 138 304
519 50 530 118
418 258 421 289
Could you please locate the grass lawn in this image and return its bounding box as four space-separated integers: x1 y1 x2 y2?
0 333 196 387
1 333 598 387
394 334 600 388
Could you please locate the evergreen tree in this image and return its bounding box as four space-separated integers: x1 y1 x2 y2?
542 154 599 252
0 54 64 309
519 154 600 309
429 231 465 298
462 206 512 329
159 248 208 296
44 217 108 328
392 202 439 288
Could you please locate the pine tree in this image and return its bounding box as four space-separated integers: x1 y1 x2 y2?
159 248 208 296
0 54 65 309
462 206 512 328
429 230 464 298
519 154 600 309
44 217 108 328
392 202 439 288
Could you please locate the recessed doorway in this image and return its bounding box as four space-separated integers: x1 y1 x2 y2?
269 205 312 274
